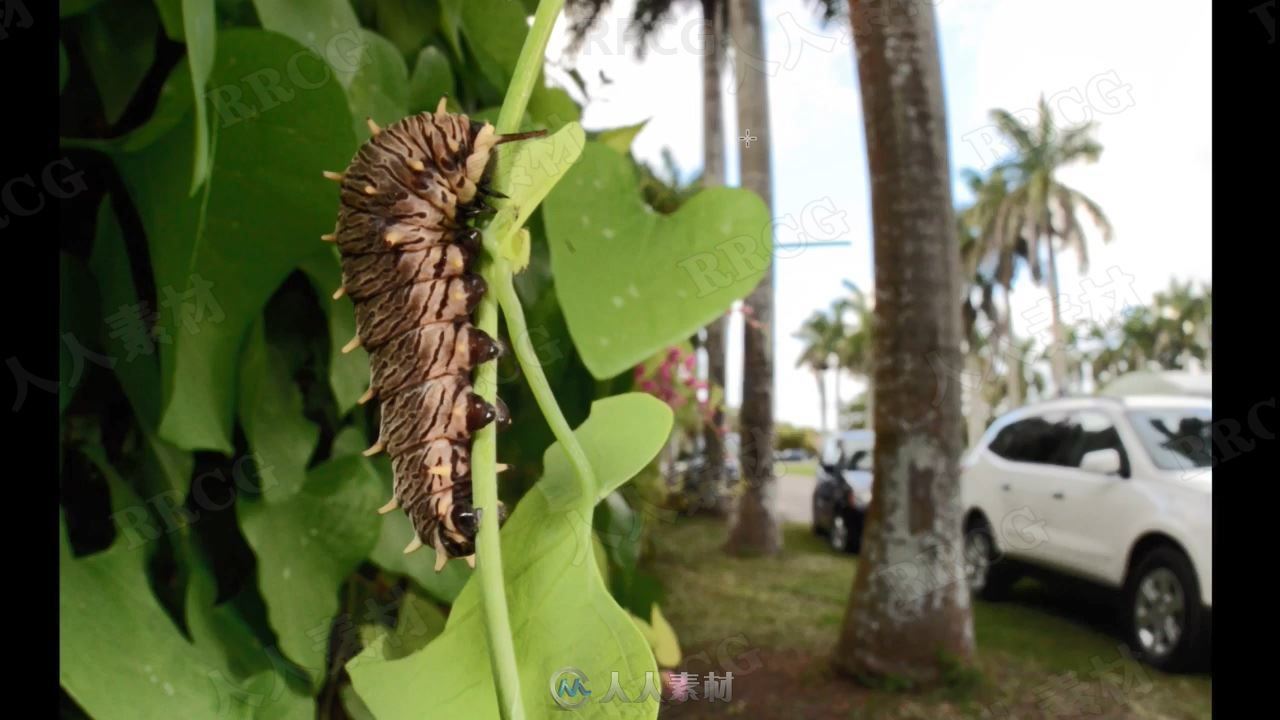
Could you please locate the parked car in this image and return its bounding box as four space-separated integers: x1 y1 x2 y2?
811 430 875 553
775 448 810 463
960 395 1212 672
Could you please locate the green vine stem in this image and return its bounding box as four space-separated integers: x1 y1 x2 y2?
492 267 598 498
472 2 568 720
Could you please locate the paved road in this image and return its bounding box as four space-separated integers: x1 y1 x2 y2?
777 473 816 525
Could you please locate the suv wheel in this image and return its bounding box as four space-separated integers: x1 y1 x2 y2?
812 496 826 536
1125 546 1206 672
964 520 1015 600
830 515 852 553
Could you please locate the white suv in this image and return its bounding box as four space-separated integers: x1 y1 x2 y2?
960 395 1212 672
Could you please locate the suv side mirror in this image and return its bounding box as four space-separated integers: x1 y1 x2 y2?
1079 448 1122 476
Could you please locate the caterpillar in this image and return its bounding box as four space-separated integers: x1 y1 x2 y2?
322 97 543 571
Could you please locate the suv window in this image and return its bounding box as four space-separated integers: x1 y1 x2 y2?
1056 410 1131 475
988 414 1069 464
844 449 872 471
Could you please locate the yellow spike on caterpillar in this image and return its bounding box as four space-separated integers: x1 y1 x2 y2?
362 441 384 457
377 497 399 514
404 536 424 554
321 233 337 243
332 286 347 301
495 463 510 473
322 171 344 182
327 98 543 565
463 554 476 569
366 117 382 136
433 536 450 571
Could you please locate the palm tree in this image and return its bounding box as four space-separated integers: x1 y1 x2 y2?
1152 279 1212 370
794 310 841 434
987 96 1114 396
832 0 975 684
833 286 874 425
723 0 779 557
958 167 1028 407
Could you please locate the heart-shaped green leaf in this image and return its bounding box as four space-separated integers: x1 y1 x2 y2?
76 0 158 124
345 29 409 142
60 520 312 719
347 393 673 720
237 318 319 503
110 29 356 453
251 0 362 87
542 141 772 378
238 454 384 687
596 121 649 156
407 46 455 114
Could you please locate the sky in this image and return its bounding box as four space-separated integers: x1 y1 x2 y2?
543 0 1212 430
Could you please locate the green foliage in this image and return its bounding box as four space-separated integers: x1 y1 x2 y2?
111 29 355 452
60 2 766 717
407 46 455 113
75 0 158 125
774 423 817 453
238 454 384 687
348 394 673 720
543 141 771 378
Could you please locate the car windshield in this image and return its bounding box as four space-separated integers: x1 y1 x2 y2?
1126 407 1213 472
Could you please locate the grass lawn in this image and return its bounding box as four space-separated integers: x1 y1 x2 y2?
776 459 818 478
649 518 1211 719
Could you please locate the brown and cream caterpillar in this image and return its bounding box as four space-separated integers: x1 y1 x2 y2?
322 98 542 571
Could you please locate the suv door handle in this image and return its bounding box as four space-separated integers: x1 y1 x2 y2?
1052 491 1064 500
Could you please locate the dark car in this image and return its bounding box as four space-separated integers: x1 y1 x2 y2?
811 431 875 553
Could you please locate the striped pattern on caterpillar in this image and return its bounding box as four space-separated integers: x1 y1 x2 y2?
322 98 543 571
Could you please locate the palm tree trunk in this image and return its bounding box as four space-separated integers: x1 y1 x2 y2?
832 0 975 684
724 0 780 557
832 363 842 428
699 0 729 516
1044 238 1069 396
965 354 989 446
1002 288 1020 406
815 368 829 434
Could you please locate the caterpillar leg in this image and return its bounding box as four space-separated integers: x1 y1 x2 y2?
464 394 499 432
458 202 496 221
454 227 482 253
494 396 512 430
433 538 449 572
